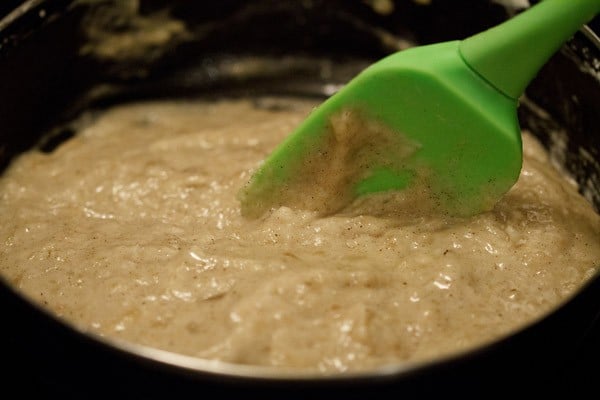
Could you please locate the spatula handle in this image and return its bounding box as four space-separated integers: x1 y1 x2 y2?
459 0 600 100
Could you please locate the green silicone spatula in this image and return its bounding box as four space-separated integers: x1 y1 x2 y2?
239 0 600 218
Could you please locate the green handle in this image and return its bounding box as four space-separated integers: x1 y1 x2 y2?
459 0 600 100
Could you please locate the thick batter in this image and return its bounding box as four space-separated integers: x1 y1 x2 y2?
0 97 599 373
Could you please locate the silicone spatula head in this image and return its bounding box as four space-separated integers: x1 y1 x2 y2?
239 0 600 218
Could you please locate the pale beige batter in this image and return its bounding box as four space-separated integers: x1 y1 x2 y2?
0 97 599 374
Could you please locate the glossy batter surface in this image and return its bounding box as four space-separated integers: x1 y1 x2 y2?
1 98 599 373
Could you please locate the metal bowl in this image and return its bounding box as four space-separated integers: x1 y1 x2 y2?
0 1 599 398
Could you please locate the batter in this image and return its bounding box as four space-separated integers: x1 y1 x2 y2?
0 97 599 373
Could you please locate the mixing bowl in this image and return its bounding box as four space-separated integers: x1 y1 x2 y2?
0 0 598 398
